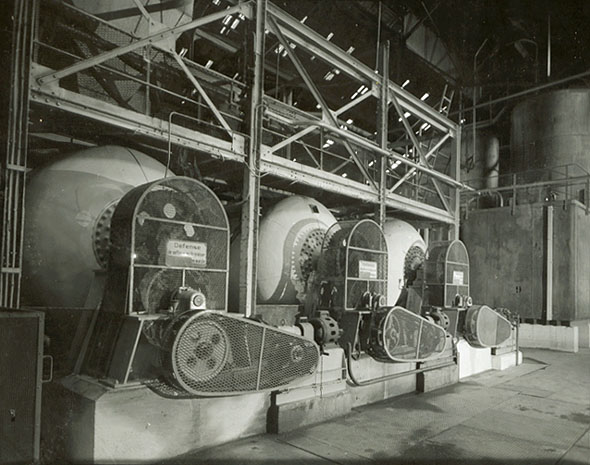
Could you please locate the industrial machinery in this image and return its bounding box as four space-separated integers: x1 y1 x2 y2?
234 196 451 364
23 147 319 396
382 219 426 306
316 219 449 362
22 146 170 308
417 240 514 349
229 195 338 311
79 174 319 395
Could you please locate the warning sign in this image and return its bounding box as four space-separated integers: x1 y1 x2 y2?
359 260 378 279
166 240 207 267
452 270 464 285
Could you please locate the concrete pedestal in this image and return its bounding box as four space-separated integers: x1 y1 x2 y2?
42 349 463 462
42 376 270 464
457 340 492 379
570 320 590 348
519 324 579 352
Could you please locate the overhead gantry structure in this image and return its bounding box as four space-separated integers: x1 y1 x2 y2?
1 0 468 311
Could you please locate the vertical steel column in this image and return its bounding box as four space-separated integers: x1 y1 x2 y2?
377 41 389 226
450 125 461 240
544 205 554 322
239 0 266 316
1 0 34 308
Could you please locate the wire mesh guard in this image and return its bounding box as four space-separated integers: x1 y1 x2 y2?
423 240 470 307
163 311 320 396
367 306 448 362
319 219 387 310
106 176 230 314
464 305 512 348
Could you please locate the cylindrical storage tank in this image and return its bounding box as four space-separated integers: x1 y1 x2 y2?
511 89 590 176
382 219 426 306
228 196 337 310
22 146 168 308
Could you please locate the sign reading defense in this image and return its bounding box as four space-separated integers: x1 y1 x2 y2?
166 240 207 267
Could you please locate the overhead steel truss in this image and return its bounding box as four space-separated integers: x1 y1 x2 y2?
2 0 467 308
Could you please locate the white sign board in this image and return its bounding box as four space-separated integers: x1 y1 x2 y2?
166 240 207 267
359 260 378 279
452 270 464 285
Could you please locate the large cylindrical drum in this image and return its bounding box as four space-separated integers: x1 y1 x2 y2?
382 219 426 306
511 89 590 177
22 146 168 307
228 196 337 310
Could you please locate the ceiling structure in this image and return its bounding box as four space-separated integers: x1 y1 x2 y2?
186 0 589 140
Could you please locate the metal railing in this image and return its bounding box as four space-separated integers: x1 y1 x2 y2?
462 162 590 215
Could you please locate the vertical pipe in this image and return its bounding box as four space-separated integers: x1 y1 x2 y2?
485 136 500 189
472 39 488 174
239 0 266 317
545 205 553 322
377 41 389 226
547 15 551 78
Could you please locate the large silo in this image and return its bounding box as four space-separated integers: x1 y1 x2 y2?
511 89 590 177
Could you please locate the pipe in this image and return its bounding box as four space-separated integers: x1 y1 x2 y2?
452 69 590 116
485 136 500 189
547 15 551 78
345 343 456 387
472 39 488 176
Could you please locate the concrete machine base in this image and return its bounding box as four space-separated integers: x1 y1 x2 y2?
43 343 519 463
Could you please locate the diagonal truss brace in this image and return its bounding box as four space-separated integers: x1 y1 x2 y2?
267 15 377 190
389 92 452 213
171 53 233 136
36 2 253 86
390 132 451 193
267 91 372 155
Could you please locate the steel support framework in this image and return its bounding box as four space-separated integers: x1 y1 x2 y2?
238 0 266 316
1 0 34 307
3 0 465 307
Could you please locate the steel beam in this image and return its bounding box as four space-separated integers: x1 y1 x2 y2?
306 120 468 191
36 2 253 86
171 52 233 136
261 154 455 224
390 132 451 193
239 0 266 317
30 69 245 161
389 92 452 213
267 3 456 136
268 126 316 154
267 15 377 189
377 42 389 226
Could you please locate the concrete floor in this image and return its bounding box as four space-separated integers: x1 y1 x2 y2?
168 348 590 465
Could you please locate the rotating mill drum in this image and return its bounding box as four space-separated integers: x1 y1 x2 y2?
228 195 337 309
21 146 169 307
382 219 426 306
